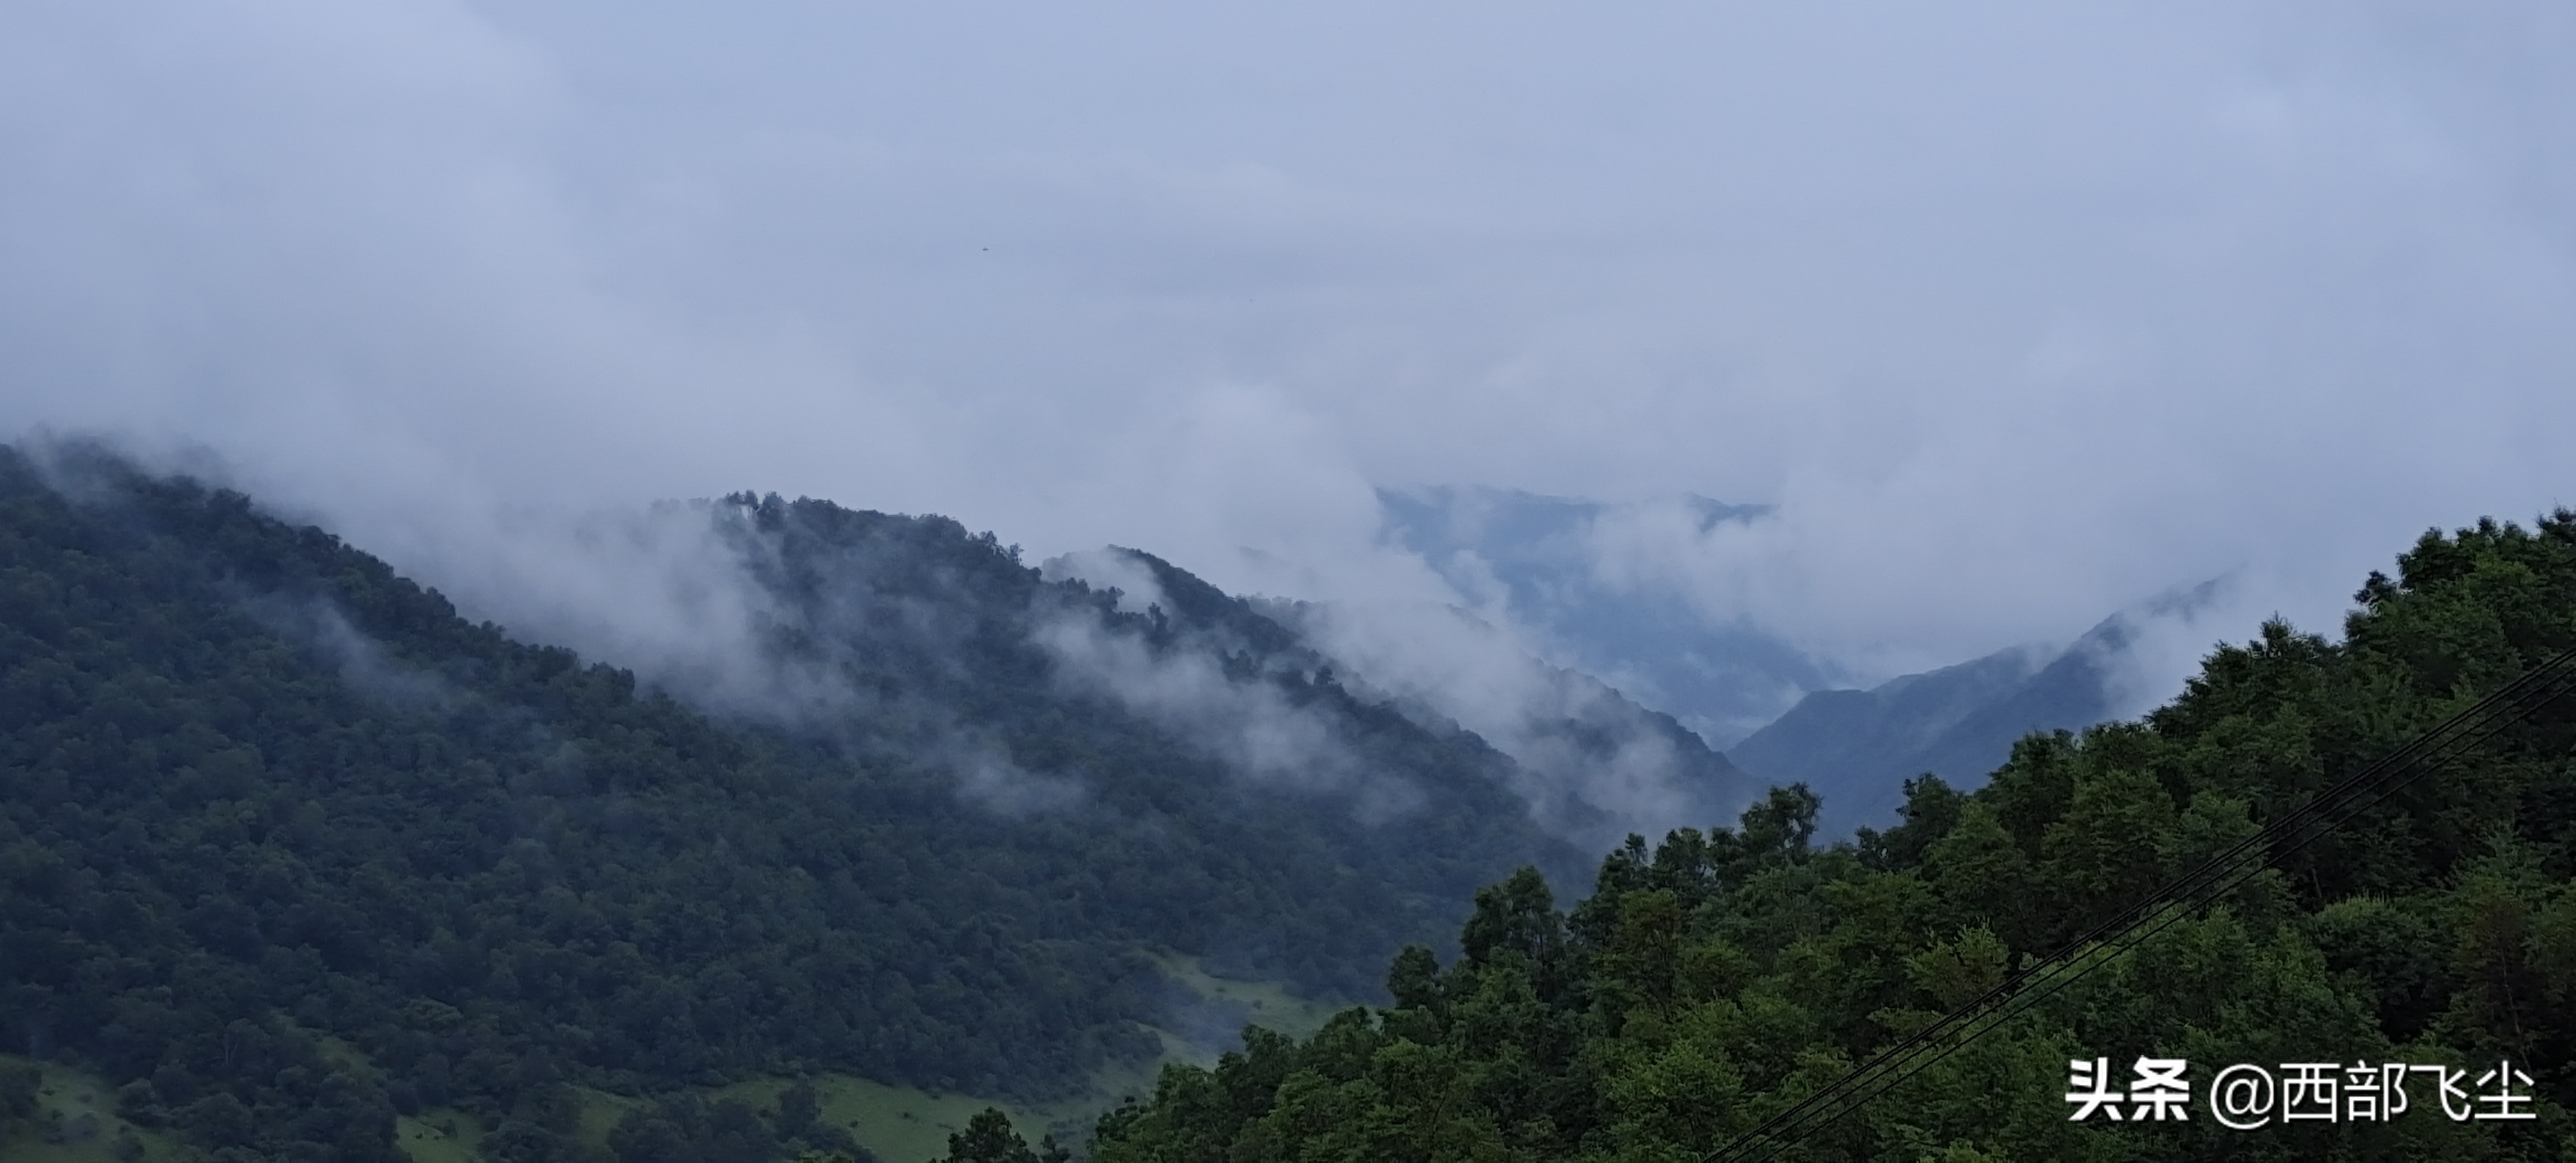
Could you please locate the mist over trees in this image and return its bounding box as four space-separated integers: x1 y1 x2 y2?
0 445 1607 1161
8 442 2573 1161
1086 510 2576 1160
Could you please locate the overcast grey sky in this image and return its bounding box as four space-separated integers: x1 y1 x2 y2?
4 1 2572 690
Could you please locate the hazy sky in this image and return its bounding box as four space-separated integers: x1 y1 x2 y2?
5 1 2572 688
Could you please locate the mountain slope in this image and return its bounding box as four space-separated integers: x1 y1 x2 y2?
0 446 1582 1163
1085 510 2576 1162
1263 596 1757 851
1045 542 1760 852
1729 585 2229 835
1727 621 2119 834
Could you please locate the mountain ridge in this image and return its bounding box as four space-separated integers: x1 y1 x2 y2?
0 444 1606 1162
1727 617 2123 834
1375 484 1836 746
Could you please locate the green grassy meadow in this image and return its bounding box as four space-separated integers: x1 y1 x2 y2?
5 956 1352 1163
0 1057 183 1163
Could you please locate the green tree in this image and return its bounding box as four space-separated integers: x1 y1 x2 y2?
938 1108 1036 1163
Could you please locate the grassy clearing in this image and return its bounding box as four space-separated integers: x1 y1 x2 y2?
569 1087 646 1151
1148 954 1351 1048
4 958 1353 1163
703 957 1354 1162
804 955 1356 1161
0 1057 183 1163
387 1087 639 1163
719 1075 1055 1163
391 1109 482 1163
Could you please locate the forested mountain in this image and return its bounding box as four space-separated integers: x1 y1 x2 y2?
22 440 2572 1162
0 444 1620 1162
1257 596 1755 854
1727 614 2125 836
1042 543 1757 853
1083 512 2576 1161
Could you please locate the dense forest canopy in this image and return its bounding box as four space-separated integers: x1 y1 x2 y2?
0 444 1609 1162
1085 510 2576 1161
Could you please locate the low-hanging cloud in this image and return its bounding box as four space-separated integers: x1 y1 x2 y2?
1276 598 1749 849
252 596 464 713
1030 603 1426 824
3 0 2572 727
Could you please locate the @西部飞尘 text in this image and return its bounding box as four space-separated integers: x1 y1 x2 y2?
2063 1056 2539 1129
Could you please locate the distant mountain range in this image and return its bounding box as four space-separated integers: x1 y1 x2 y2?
1376 485 1839 746
1725 580 2227 834
1727 616 2125 835
1376 484 2204 836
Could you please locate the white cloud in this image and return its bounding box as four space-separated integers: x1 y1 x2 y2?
3 0 2570 713
1285 599 1750 848
1031 606 1425 823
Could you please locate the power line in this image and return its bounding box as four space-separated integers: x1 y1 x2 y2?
1710 648 2576 1160
1703 646 2576 1163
